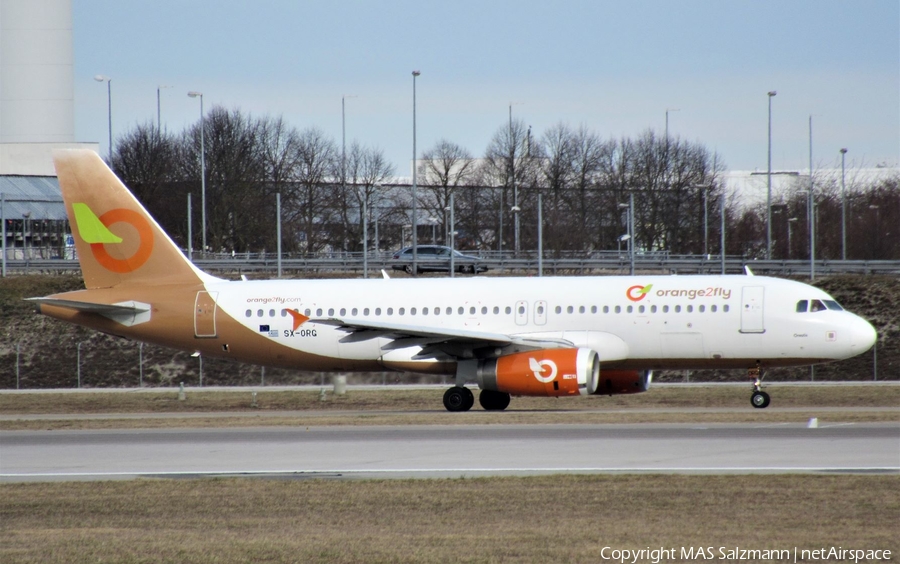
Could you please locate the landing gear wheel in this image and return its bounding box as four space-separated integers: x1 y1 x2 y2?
751 390 770 409
443 386 474 412
479 390 511 411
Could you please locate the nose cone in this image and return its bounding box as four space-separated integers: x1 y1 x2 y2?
850 316 877 354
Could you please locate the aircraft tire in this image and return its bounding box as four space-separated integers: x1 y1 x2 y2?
443 386 474 412
751 390 770 409
479 389 511 411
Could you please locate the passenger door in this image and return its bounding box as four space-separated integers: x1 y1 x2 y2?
740 286 765 333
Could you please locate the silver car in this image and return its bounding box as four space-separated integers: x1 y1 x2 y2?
390 245 488 274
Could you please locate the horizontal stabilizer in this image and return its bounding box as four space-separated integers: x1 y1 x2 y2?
28 298 151 327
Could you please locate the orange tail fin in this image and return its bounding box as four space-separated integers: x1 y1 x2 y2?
53 149 215 289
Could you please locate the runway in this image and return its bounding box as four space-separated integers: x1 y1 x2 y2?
1 423 898 481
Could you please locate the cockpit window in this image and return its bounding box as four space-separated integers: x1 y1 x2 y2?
796 300 808 313
823 300 844 311
810 299 827 312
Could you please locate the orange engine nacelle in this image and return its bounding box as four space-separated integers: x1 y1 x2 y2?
591 370 652 395
477 348 600 397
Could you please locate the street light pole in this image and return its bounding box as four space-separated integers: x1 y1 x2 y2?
157 85 171 134
188 92 206 255
766 91 777 260
840 148 848 260
448 194 455 278
94 75 112 162
411 71 420 275
809 115 815 281
720 196 726 274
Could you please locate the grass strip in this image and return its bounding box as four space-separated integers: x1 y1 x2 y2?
1 474 897 564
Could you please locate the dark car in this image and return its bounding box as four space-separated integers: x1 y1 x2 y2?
390 245 488 274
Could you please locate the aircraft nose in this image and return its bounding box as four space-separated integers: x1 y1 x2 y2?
850 316 877 353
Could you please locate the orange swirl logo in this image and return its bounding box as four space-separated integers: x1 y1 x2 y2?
73 203 154 273
626 284 653 302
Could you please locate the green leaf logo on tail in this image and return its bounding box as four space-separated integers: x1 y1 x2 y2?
73 203 123 244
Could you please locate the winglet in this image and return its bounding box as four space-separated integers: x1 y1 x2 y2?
744 266 755 276
381 269 391 279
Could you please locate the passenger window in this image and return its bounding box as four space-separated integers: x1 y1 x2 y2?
615 305 621 313
699 305 705 313
796 300 808 313
711 305 717 313
493 306 500 314
363 308 370 316
352 308 358 316
687 305 693 313
626 305 633 313
481 306 487 314
257 309 264 317
638 305 645 313
662 305 669 313
316 308 323 316
411 307 417 315
591 306 597 314
579 306 585 314
555 306 562 314
517 305 525 314
327 308 334 316
458 307 464 315
469 306 476 315
536 305 544 314
245 309 252 317
810 299 827 312
375 308 382 316
505 306 512 314
304 308 312 316
650 305 657 313
340 308 346 316
603 306 609 313
398 308 405 316
387 308 393 315
446 307 452 315
674 305 681 313
723 305 730 312
567 306 574 314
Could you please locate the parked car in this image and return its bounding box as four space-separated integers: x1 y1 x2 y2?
391 245 488 274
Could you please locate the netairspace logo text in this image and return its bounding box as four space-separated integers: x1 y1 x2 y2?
600 546 892 563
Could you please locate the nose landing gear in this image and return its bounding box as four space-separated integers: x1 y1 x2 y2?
748 364 770 409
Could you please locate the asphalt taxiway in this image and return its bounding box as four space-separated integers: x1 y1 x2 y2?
1 423 897 482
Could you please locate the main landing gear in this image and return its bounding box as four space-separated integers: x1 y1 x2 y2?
442 387 511 412
748 364 770 409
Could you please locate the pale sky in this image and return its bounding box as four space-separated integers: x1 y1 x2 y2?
74 0 899 176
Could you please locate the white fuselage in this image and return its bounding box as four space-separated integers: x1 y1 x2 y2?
208 274 876 373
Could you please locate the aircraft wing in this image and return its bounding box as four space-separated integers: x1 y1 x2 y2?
312 317 572 359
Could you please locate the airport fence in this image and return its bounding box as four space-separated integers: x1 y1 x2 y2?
1 338 886 390
3 252 900 277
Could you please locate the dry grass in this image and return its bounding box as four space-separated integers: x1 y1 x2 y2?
1 386 897 430
1 475 897 564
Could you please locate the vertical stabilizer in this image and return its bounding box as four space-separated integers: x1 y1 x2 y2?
53 149 215 289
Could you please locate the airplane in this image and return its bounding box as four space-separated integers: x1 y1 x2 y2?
30 150 877 411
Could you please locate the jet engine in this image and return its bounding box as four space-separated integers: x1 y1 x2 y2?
591 369 652 395
477 348 600 397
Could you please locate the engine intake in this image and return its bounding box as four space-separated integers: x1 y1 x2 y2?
591 369 652 395
477 348 599 397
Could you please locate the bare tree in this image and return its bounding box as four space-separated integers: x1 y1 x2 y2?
282 127 338 254
418 139 476 245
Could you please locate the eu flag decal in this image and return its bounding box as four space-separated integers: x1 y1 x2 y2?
259 325 270 332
